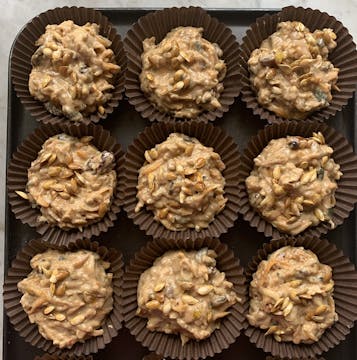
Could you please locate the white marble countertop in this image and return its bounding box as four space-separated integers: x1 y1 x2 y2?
1 0 356 358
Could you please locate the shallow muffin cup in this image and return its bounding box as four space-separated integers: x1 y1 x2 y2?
124 6 241 123
7 123 124 245
238 5 357 124
245 236 357 359
122 237 248 359
121 121 241 241
11 6 126 125
238 121 357 240
3 238 124 356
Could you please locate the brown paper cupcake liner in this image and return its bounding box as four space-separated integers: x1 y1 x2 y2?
238 121 357 240
35 355 93 360
3 238 124 356
122 237 248 359
11 6 126 125
7 123 124 245
122 121 241 241
124 6 240 123
245 236 357 358
266 357 325 360
238 6 357 124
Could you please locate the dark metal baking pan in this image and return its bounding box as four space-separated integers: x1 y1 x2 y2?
4 8 357 360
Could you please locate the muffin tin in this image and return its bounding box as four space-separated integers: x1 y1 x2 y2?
4 7 357 360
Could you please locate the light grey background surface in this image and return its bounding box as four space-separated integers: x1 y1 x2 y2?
1 0 356 358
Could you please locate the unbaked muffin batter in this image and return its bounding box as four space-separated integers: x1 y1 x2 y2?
248 21 339 120
247 246 337 344
140 27 226 118
29 20 121 121
245 132 342 235
18 249 113 349
137 248 239 344
135 133 227 231
17 134 116 229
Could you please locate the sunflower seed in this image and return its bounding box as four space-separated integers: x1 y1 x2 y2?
312 315 325 323
196 158 206 169
211 295 227 307
197 285 213 296
174 81 184 91
55 284 66 297
299 161 308 170
273 183 284 196
281 297 290 310
212 311 230 321
98 106 105 115
50 283 56 295
315 305 328 315
289 290 300 303
146 300 160 310
55 313 66 321
185 144 194 156
15 190 28 200
312 132 325 145
289 280 302 287
182 295 199 305
272 298 284 311
154 282 166 292
163 302 171 314
39 152 51 164
300 294 312 299
37 197 49 208
321 156 329 166
283 302 293 317
48 154 57 165
325 282 334 291
75 171 85 185
98 203 107 218
43 305 55 315
69 314 85 326
80 136 93 143
174 69 184 81
265 325 278 336
314 208 325 221
302 199 315 206
48 166 61 177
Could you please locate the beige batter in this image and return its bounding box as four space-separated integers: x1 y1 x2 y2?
137 248 240 344
29 20 121 121
18 249 113 349
16 134 116 230
135 133 227 231
248 21 339 120
140 27 226 118
246 132 342 235
247 246 337 344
